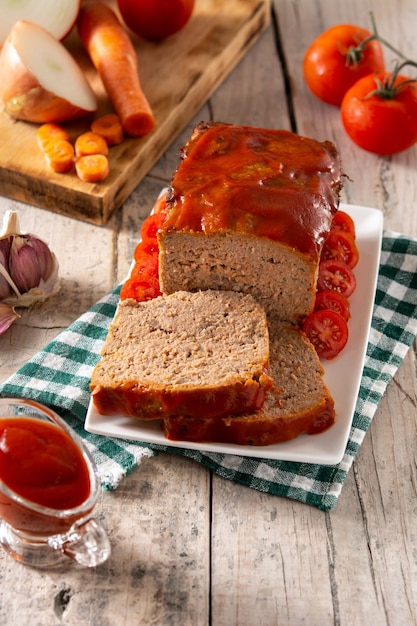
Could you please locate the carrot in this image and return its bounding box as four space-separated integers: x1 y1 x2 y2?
91 113 124 146
37 123 70 151
75 131 108 157
77 3 155 138
75 154 109 182
43 139 74 173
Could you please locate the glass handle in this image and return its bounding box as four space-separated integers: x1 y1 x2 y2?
49 517 111 567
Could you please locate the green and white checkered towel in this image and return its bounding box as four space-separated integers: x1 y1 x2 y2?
1 230 416 510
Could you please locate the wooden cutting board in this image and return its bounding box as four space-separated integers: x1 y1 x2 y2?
0 0 270 225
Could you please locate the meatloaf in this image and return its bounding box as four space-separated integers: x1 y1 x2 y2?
158 122 343 325
163 323 335 445
90 290 273 420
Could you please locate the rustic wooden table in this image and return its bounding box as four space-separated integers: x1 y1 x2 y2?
0 0 416 624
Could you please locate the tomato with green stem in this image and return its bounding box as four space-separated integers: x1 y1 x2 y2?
303 23 385 106
341 66 417 155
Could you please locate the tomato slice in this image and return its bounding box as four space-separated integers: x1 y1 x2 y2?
321 230 359 268
140 211 166 241
120 276 161 301
314 289 350 321
302 309 348 359
331 210 356 238
134 238 159 261
317 260 357 297
130 255 159 280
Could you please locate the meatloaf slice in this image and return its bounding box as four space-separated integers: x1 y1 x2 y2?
163 324 335 445
90 290 272 420
158 122 343 325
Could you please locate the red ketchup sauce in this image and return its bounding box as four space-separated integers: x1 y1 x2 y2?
0 417 91 535
162 122 342 262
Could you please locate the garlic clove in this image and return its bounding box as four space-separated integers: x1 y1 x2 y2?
0 301 20 335
0 239 13 299
9 234 55 293
0 210 20 239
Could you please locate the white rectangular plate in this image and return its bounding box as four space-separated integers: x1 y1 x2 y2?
85 204 383 465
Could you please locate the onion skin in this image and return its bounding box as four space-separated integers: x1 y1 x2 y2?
0 83 93 124
0 0 81 46
0 21 97 123
0 302 19 335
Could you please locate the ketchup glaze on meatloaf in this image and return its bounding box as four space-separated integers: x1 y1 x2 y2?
162 122 343 261
158 122 343 325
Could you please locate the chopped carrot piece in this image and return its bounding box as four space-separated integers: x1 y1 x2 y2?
77 4 155 138
37 123 70 151
43 140 74 173
91 114 124 145
75 131 108 158
75 154 109 182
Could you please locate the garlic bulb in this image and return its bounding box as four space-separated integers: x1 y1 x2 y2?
0 210 60 308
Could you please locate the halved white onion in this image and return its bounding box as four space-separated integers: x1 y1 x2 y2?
0 0 80 45
0 20 97 122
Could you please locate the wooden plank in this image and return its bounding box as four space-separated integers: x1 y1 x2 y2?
0 0 270 225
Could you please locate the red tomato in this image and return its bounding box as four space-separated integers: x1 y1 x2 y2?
117 0 195 40
331 210 356 238
321 230 359 268
140 212 166 241
131 255 159 280
314 290 350 322
341 72 417 154
303 24 385 106
302 309 349 359
134 238 159 261
317 260 357 298
120 277 137 300
120 276 161 301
